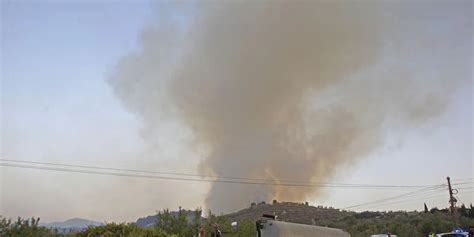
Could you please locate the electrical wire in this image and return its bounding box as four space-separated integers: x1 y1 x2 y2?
360 193 449 209
343 184 473 210
2 158 468 210
1 162 440 189
342 185 447 209
0 158 441 189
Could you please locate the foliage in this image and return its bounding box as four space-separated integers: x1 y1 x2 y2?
155 208 191 237
70 222 176 237
3 205 474 237
0 216 61 237
316 209 474 237
225 219 255 237
62 208 255 237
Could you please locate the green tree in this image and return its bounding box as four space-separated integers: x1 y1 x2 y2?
189 208 203 237
155 208 192 237
71 222 178 237
234 219 255 237
0 216 60 237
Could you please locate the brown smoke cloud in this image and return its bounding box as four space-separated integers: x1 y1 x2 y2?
109 1 471 213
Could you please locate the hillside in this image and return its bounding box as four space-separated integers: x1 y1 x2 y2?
225 201 474 237
3 203 474 237
226 201 350 225
136 209 198 228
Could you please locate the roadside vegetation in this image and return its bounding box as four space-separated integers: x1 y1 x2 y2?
0 208 255 237
318 206 474 237
1 205 473 237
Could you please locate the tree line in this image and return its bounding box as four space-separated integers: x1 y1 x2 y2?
1 205 474 237
317 205 474 237
0 208 255 237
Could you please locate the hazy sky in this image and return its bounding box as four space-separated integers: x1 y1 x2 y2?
1 0 473 223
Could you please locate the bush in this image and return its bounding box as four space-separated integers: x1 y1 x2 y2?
0 216 61 237
70 223 177 237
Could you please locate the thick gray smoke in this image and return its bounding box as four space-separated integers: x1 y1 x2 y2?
109 1 472 213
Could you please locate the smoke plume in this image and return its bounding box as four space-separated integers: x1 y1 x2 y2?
109 1 472 213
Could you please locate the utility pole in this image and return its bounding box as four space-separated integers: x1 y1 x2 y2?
447 176 458 227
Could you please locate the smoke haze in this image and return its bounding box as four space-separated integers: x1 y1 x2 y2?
109 1 472 213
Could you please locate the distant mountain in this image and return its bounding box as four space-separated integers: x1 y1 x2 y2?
136 210 198 228
41 218 102 232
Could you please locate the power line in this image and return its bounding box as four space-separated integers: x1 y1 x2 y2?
0 162 325 187
343 183 474 210
0 158 440 189
342 185 447 209
0 158 427 188
457 186 474 190
362 193 448 209
1 162 431 189
344 188 474 210
354 188 474 209
452 181 474 186
2 160 464 210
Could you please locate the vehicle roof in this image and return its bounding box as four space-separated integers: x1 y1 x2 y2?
436 232 468 236
260 220 351 237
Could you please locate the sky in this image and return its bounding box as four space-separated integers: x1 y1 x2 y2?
1 0 473 223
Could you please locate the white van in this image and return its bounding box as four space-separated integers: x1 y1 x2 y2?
256 219 351 237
